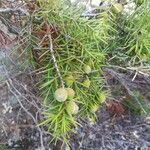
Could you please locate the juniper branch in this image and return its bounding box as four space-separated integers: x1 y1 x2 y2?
48 34 65 88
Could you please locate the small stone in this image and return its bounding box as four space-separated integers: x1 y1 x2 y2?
132 130 139 139
144 117 150 124
8 139 13 146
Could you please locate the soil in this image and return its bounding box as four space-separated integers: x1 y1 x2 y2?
0 0 150 150
71 108 150 150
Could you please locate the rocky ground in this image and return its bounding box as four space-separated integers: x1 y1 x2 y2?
0 0 150 150
71 108 150 150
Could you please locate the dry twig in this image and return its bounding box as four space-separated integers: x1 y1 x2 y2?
6 79 45 150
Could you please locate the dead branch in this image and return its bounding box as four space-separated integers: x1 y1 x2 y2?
0 8 29 16
104 68 148 114
0 15 21 35
104 68 133 95
2 63 45 150
6 79 45 150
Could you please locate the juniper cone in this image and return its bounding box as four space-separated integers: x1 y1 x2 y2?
66 88 75 99
83 79 91 88
99 92 107 103
112 3 123 13
84 65 92 74
65 75 75 86
54 88 68 102
91 104 100 113
66 101 79 115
